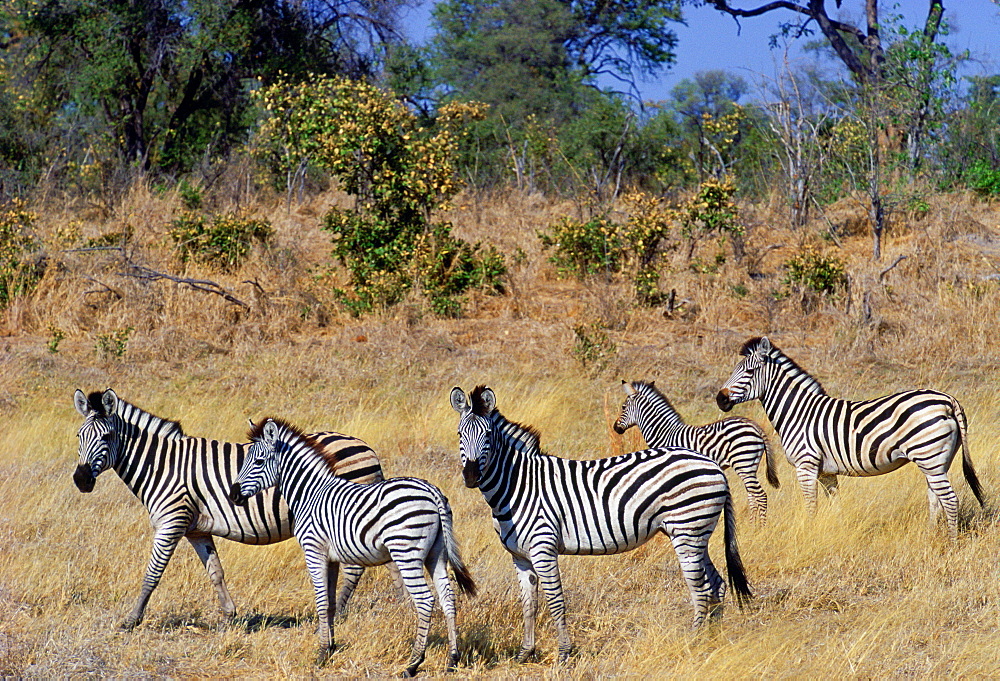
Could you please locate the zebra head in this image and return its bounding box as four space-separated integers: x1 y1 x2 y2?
450 386 495 489
613 380 643 434
229 418 282 505
717 336 773 411
73 388 124 493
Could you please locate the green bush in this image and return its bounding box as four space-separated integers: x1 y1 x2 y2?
966 160 1000 197
782 249 847 294
538 215 624 278
257 75 500 317
96 326 133 359
0 200 41 308
169 213 272 272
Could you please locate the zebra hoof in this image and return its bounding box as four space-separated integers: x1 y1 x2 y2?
120 618 141 631
515 647 535 663
315 646 335 666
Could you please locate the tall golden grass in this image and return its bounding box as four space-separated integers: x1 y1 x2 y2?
2 184 1000 676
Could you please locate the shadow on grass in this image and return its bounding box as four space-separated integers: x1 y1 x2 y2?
231 611 307 632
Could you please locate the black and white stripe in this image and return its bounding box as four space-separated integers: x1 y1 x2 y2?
229 418 475 676
450 385 751 664
72 388 383 629
614 380 779 522
716 337 985 537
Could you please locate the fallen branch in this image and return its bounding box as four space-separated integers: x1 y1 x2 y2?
120 265 249 308
878 255 908 282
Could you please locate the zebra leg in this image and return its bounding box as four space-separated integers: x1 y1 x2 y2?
303 547 337 664
512 555 539 663
528 548 572 663
334 564 364 619
122 518 189 630
187 534 236 622
920 469 960 540
393 555 435 678
428 537 461 672
795 464 821 513
735 465 768 523
668 536 714 627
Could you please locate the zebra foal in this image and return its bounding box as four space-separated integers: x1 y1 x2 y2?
450 385 752 664
229 418 476 676
614 380 779 522
716 337 985 538
73 388 384 629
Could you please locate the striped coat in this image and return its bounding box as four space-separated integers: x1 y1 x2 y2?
73 388 383 628
716 337 985 538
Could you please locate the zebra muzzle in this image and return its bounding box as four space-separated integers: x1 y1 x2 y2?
73 463 96 493
229 483 248 506
462 460 481 488
716 390 734 412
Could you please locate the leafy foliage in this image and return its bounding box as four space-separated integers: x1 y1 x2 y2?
169 213 272 272
95 326 133 359
256 75 503 315
966 161 1000 197
0 199 41 308
781 248 847 295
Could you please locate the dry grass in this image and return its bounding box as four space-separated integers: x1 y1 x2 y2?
2 184 1000 676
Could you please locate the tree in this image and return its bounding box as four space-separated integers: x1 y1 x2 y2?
2 0 410 179
429 0 683 123
669 70 748 179
698 1 961 259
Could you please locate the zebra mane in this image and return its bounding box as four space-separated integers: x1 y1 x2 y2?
739 337 765 356
630 381 680 416
489 410 544 458
91 391 185 438
743 339 827 396
248 418 333 472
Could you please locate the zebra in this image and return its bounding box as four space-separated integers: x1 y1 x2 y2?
449 385 752 664
229 417 476 676
716 336 985 538
72 388 385 629
614 379 779 522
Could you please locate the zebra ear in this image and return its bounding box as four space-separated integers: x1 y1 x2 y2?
480 387 496 413
450 387 468 413
621 381 636 396
758 337 773 355
262 419 280 445
102 389 119 415
73 389 89 417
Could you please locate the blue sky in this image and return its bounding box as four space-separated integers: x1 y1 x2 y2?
398 1 1000 103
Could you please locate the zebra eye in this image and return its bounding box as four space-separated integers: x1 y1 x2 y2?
101 433 114 442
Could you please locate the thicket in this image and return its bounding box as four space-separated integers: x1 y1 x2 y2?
0 0 998 326
255 75 505 316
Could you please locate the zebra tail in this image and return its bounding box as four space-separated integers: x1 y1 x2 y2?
952 397 986 508
723 491 753 606
437 493 478 597
762 429 780 489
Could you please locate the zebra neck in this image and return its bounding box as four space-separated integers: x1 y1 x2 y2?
115 400 185 442
638 402 685 437
759 357 827 433
275 441 344 509
478 412 541 497
109 401 186 486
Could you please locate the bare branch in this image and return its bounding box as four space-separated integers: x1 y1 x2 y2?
878 254 908 281
120 265 249 308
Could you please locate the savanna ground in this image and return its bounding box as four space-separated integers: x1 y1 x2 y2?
3 184 1000 677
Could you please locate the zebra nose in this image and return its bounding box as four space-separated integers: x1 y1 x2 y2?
73 463 96 493
716 390 733 412
229 483 248 506
612 420 628 435
462 460 480 488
